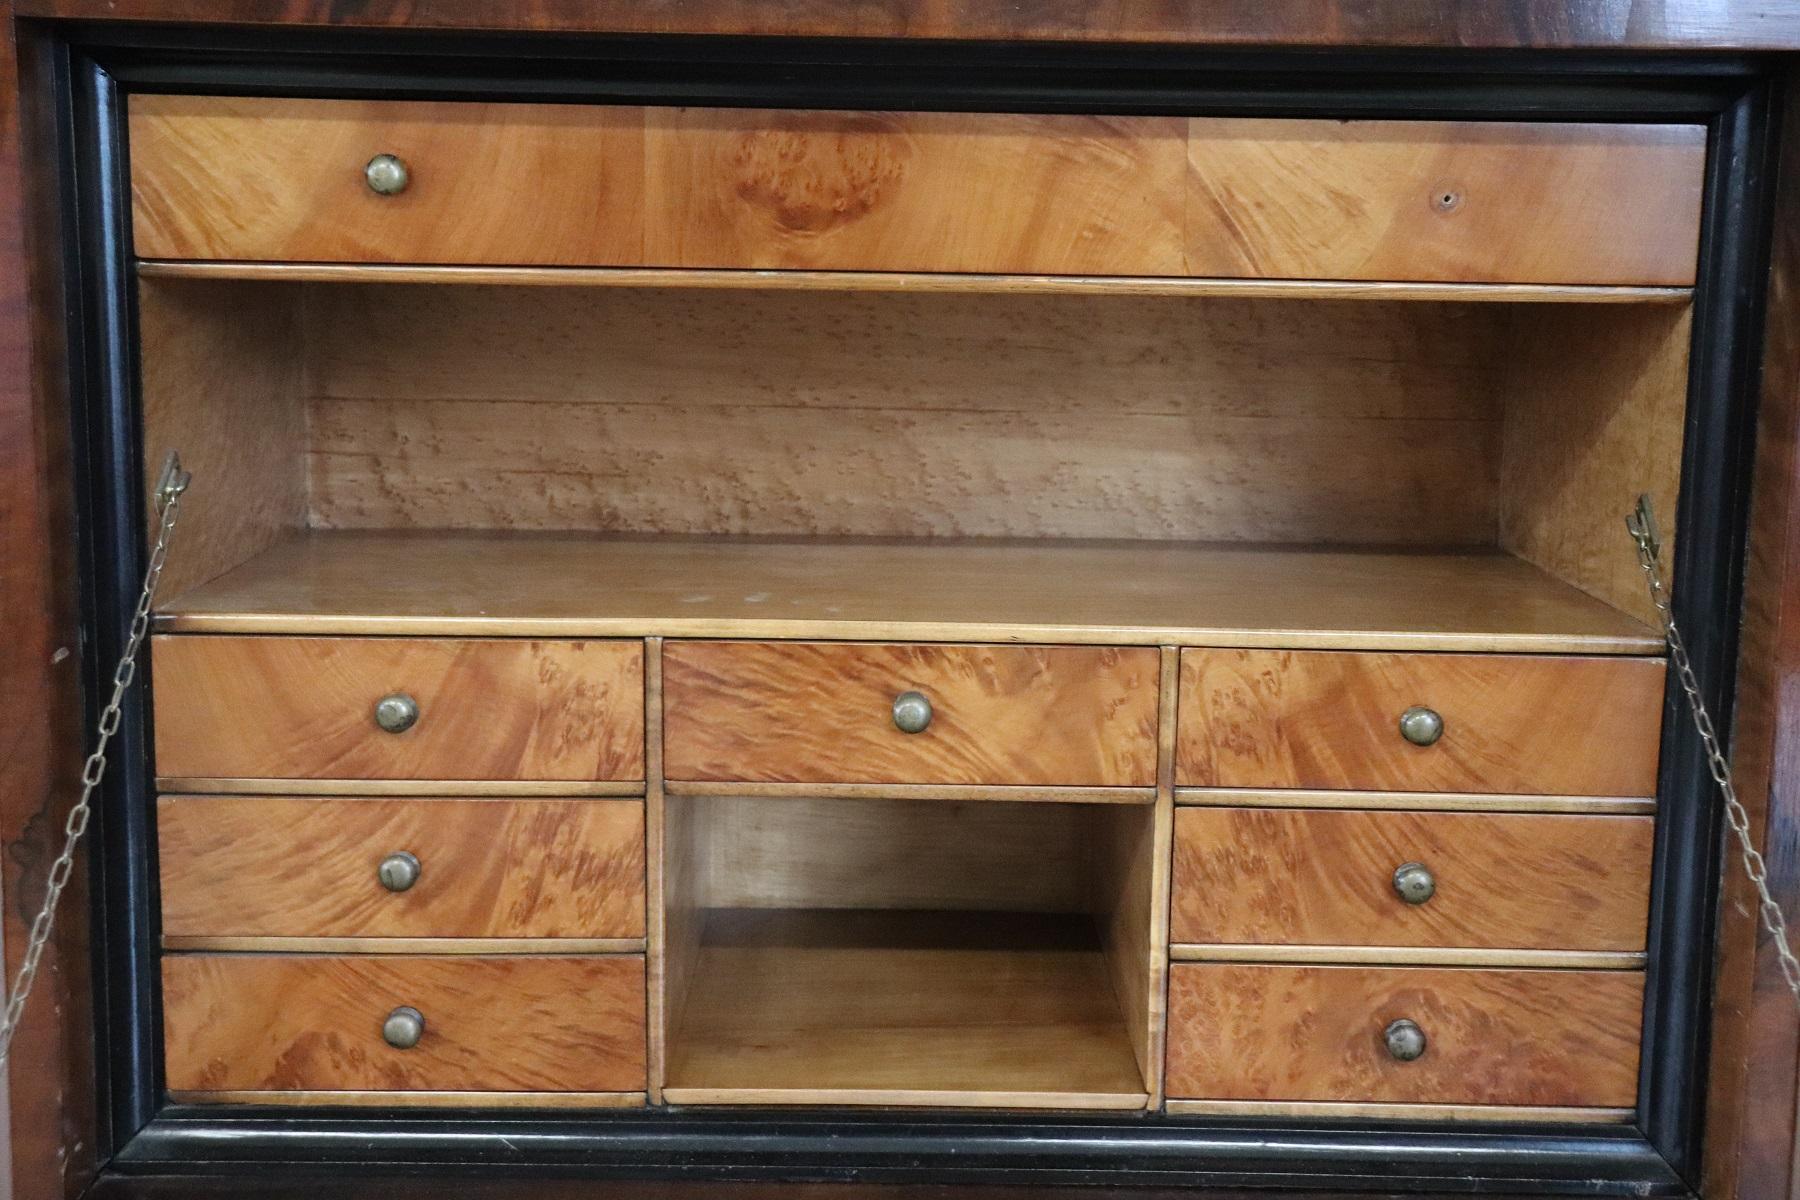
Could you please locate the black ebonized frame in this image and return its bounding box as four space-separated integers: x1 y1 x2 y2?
38 21 1779 1197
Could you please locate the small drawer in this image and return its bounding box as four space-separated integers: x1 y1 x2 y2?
1176 649 1665 795
1165 963 1643 1106
1170 807 1653 952
158 796 646 939
662 642 1159 787
152 635 645 783
163 954 646 1094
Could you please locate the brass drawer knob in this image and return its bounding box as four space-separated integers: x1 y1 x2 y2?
364 153 410 196
892 690 933 734
373 693 419 734
1384 1018 1427 1062
378 850 421 893
1392 861 1436 905
382 1005 425 1049
1398 705 1444 747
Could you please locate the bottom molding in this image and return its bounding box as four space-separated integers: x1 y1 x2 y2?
1164 1099 1635 1123
168 1091 648 1109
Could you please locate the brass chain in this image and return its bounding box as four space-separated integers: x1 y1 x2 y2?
1628 495 1800 1003
0 453 190 1066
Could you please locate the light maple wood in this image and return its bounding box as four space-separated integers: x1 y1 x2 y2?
663 909 1146 1108
157 796 645 939
1177 649 1666 794
152 635 645 782
130 96 646 265
663 641 1158 787
1164 963 1644 1105
170 1090 647 1109
300 284 1500 546
1169 945 1644 969
163 954 646 1092
1170 808 1654 951
135 260 1696 303
1175 788 1656 815
131 99 1703 286
161 937 644 955
1499 303 1693 625
151 533 1663 654
1162 1100 1633 1123
137 277 306 597
1185 119 1704 285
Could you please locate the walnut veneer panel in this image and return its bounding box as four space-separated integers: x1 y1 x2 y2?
158 796 645 938
1177 649 1665 795
130 97 646 264
163 954 646 1092
1186 119 1704 285
152 635 644 781
1170 808 1653 951
1165 963 1644 1105
663 642 1159 786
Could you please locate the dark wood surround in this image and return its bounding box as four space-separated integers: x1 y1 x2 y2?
3 6 1800 1200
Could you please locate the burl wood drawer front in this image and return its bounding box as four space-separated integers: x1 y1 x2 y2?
1170 808 1654 951
1177 650 1665 795
663 642 1159 786
152 635 644 782
163 954 646 1093
1165 963 1643 1106
130 96 1702 285
158 797 645 939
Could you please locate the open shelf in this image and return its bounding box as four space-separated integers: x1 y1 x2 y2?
662 908 1149 1109
153 530 1662 653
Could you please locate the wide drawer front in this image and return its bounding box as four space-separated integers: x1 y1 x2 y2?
1176 650 1665 795
152 635 645 783
129 96 1704 285
662 641 1159 787
1170 808 1653 951
158 796 646 939
163 954 646 1093
1165 963 1643 1106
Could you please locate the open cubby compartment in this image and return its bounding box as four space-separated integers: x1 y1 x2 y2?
138 274 1689 647
659 794 1162 1108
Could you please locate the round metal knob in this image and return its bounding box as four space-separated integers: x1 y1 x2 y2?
892 690 933 734
1392 861 1436 905
382 1005 425 1050
364 153 410 196
373 693 419 734
1384 1018 1427 1062
378 850 421 893
1398 705 1444 747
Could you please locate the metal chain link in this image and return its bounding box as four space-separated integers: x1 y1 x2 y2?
1628 494 1800 1004
0 453 190 1066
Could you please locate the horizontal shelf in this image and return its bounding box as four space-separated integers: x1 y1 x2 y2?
136 260 1695 303
1162 1100 1634 1123
664 908 1149 1110
1169 944 1646 969
1175 788 1656 814
153 532 1663 654
161 937 646 955
169 1090 647 1108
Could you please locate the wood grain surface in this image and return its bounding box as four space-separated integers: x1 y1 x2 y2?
1164 962 1644 1105
299 283 1502 546
131 98 1702 285
1170 808 1653 951
663 641 1158 786
152 635 644 781
1177 649 1666 795
153 533 1663 655
157 796 645 938
664 909 1146 1107
163 954 647 1092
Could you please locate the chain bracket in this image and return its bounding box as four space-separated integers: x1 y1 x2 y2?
0 452 190 1065
1628 492 1800 1004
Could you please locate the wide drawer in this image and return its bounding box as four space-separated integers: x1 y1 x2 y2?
1170 807 1653 952
158 796 646 939
152 635 644 783
662 642 1159 787
130 96 1703 285
1176 649 1665 795
163 954 646 1093
1165 963 1643 1106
